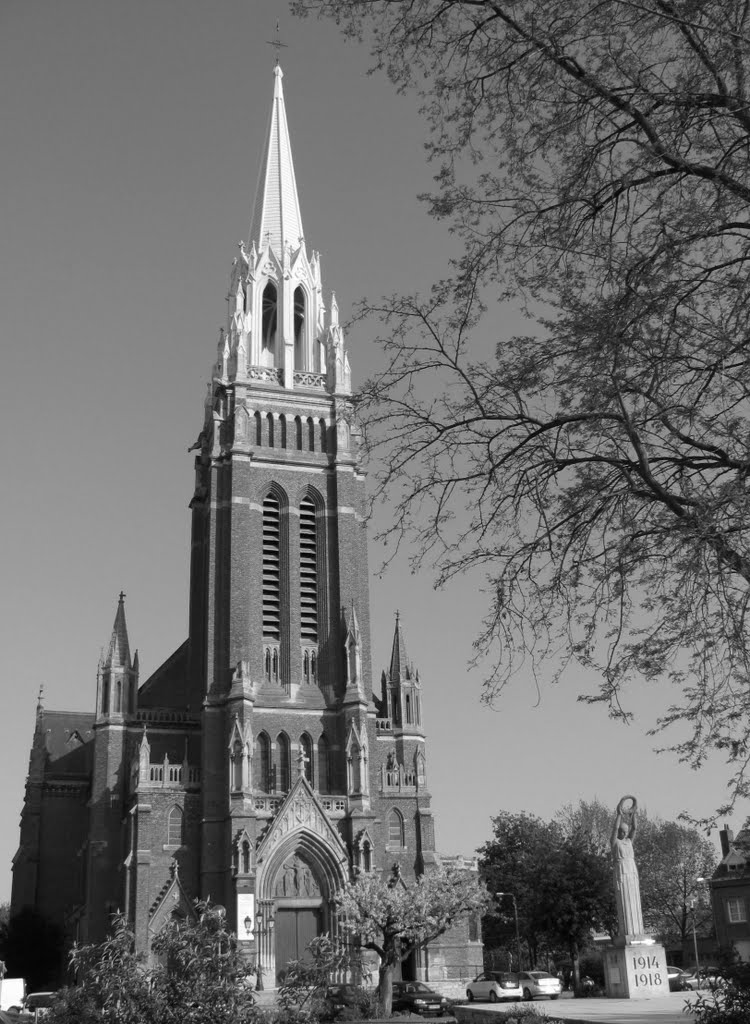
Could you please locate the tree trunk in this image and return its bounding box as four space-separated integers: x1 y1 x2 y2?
378 960 395 1017
570 940 580 994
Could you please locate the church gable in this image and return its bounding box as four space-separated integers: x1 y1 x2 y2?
148 864 196 937
256 774 348 864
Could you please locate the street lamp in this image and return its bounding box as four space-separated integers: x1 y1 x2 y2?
692 877 707 974
496 892 522 972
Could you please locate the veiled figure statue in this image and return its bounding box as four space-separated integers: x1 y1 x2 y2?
610 795 645 938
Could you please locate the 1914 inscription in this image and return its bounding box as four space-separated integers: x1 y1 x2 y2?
632 954 662 988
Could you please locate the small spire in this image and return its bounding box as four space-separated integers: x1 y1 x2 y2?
104 593 131 669
389 610 409 682
249 64 305 260
36 684 44 716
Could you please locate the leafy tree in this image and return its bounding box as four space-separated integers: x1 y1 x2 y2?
479 811 613 990
296 0 750 811
46 915 152 1024
46 903 257 1024
336 865 489 1015
636 818 716 950
477 812 559 967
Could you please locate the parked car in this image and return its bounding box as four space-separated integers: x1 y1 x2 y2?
22 994 56 1021
517 971 562 1000
321 984 372 1020
666 966 694 992
697 966 726 989
466 972 522 1003
391 982 450 1016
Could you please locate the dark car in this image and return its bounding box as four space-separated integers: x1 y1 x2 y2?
666 966 693 992
321 984 372 1019
391 982 450 1016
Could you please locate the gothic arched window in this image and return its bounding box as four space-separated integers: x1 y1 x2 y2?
279 414 287 449
300 733 313 785
294 286 306 370
387 809 404 847
262 494 281 641
300 497 318 645
295 416 303 450
167 805 184 847
231 739 243 792
277 733 290 792
266 412 274 448
318 735 330 794
257 732 271 792
261 281 278 364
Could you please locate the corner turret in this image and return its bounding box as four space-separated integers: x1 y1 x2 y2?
97 593 138 719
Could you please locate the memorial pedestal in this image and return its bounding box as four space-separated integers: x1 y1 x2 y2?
603 939 671 999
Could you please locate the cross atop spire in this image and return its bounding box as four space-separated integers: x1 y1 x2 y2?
266 20 288 67
248 64 305 260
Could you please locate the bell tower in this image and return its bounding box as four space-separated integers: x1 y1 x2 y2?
186 64 372 923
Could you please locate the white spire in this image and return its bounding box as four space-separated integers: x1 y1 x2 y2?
249 65 304 259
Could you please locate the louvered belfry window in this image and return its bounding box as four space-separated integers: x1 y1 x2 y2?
262 494 281 640
300 497 318 643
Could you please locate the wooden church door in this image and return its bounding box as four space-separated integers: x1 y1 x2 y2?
273 853 325 981
275 906 323 977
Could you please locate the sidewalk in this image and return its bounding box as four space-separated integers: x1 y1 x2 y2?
455 991 699 1024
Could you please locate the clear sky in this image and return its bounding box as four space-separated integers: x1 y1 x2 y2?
0 0 743 904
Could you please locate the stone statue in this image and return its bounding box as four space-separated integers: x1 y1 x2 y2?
610 795 645 938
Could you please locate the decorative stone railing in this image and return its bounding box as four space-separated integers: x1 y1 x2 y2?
320 797 347 814
380 765 417 792
138 756 200 789
136 709 200 726
248 366 284 385
293 371 326 389
375 718 393 734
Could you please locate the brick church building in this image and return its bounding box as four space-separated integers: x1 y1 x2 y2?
11 64 483 989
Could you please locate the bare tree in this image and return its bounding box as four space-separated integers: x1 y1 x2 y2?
296 0 750 811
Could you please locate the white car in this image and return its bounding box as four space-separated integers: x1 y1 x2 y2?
517 971 562 1000
466 971 523 1002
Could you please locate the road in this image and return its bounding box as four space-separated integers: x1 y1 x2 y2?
455 991 701 1024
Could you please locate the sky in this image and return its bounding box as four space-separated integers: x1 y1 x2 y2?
0 0 744 905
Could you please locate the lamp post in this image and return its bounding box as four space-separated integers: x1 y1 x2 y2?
692 876 707 974
496 892 522 973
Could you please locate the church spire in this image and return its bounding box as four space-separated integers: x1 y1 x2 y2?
249 65 305 260
389 611 411 683
104 591 131 669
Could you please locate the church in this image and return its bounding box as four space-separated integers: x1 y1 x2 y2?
11 64 482 990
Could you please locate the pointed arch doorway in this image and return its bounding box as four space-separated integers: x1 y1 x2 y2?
272 852 325 981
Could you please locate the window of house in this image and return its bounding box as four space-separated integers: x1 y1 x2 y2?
727 897 747 923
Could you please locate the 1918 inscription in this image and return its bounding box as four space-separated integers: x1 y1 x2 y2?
631 954 663 988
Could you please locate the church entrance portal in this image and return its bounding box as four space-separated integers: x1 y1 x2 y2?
273 852 325 982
